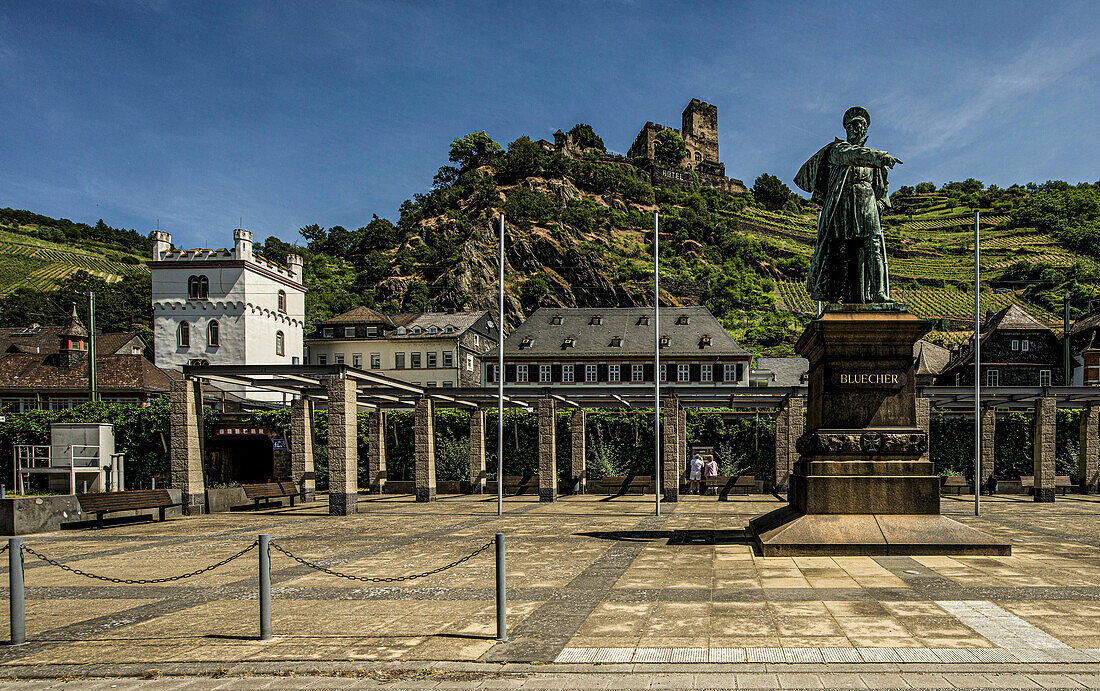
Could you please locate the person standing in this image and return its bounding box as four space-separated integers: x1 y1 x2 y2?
703 455 719 495
688 453 704 495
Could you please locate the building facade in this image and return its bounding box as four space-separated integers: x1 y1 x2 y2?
487 306 751 386
1067 303 1100 386
304 307 498 388
150 229 306 374
936 305 1062 387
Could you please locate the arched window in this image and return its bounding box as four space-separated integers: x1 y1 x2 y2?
277 290 286 313
178 322 190 348
694 151 702 162
207 320 220 347
275 331 284 357
187 275 209 299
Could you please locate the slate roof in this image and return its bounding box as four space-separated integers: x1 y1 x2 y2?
752 357 808 386
489 307 748 358
317 306 395 327
310 309 491 339
0 353 176 394
0 327 145 356
941 304 1053 371
914 340 950 377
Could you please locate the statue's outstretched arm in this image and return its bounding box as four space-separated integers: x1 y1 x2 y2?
830 144 902 168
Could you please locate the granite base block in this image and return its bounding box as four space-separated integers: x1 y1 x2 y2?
415 487 436 503
328 493 358 515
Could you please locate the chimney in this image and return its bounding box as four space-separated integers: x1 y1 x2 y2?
286 254 304 283
234 228 253 261
153 230 172 260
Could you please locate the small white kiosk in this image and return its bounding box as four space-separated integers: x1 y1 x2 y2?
13 422 124 494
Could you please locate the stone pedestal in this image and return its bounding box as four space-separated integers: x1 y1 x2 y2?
327 378 358 515
661 396 682 501
415 398 436 502
1033 397 1056 502
571 410 586 494
537 398 556 502
774 397 803 492
367 411 386 494
1080 405 1099 493
751 309 1008 556
980 408 996 492
469 410 486 494
169 380 206 515
290 399 316 501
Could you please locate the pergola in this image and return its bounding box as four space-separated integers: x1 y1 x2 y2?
166 364 1100 516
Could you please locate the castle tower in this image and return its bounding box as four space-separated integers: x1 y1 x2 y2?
234 228 254 261
58 303 89 369
152 230 172 260
681 98 720 165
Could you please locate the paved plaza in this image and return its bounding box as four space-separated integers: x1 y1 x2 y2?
4 493 1100 687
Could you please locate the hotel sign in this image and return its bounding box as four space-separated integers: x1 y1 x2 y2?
832 370 906 388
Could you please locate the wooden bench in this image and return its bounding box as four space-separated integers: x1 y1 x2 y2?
241 481 300 508
1020 475 1073 495
706 475 755 498
501 474 539 496
597 475 652 496
941 476 971 495
76 489 181 529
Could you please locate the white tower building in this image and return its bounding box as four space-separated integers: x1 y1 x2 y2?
151 229 306 399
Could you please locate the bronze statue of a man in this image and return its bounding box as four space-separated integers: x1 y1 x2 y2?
795 107 902 304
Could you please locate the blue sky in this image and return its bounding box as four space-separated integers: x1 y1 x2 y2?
1 1 1097 249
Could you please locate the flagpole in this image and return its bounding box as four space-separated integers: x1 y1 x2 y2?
498 214 505 517
654 211 661 517
974 210 981 517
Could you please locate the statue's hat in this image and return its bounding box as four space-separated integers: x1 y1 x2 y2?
843 106 870 127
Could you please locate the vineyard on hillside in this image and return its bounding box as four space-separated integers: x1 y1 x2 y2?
0 230 148 296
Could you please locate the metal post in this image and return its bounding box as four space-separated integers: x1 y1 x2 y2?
974 210 981 516
1065 292 1072 386
497 215 505 517
495 533 506 642
258 534 271 641
1 485 5 500
653 211 661 517
9 538 24 645
88 292 97 403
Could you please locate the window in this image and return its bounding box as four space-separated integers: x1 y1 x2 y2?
660 336 670 347
444 325 454 334
188 358 209 366
1011 339 1020 351
489 364 499 382
370 353 380 369
352 353 361 368
563 364 575 383
426 381 437 388
563 337 576 348
610 337 622 347
985 369 1000 386
676 315 689 325
540 364 551 383
323 328 333 338
427 352 437 368
187 275 209 299
442 381 453 387
723 364 735 382
395 352 405 369
366 326 378 337
519 337 533 349
955 372 961 386
396 326 406 335
335 354 344 364
344 327 355 338
442 351 453 367
517 365 529 383
677 364 689 382
318 354 328 365
428 326 438 334
292 356 300 364
277 290 286 313
275 331 285 357
207 320 220 347
660 364 667 382
411 352 422 368
638 315 649 326
1022 340 1030 352
412 326 422 335
701 335 712 347
585 364 597 382
590 315 602 325
473 334 479 347
177 322 190 348
609 364 620 382
632 364 643 382
551 315 562 325
701 364 713 382
1040 369 1052 386
466 353 474 371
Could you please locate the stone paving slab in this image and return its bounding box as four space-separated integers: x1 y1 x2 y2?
5 494 1100 677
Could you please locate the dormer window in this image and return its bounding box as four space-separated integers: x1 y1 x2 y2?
519 336 534 349
590 315 602 325
444 325 454 334
428 326 438 334
322 328 333 338
187 275 209 300
563 336 576 348
610 337 622 347
660 336 670 348
551 315 562 325
701 335 712 347
638 315 649 326
412 326 422 335
396 326 406 335
676 315 689 325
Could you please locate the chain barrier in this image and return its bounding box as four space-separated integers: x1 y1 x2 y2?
270 538 495 583
0 543 7 555
21 540 259 584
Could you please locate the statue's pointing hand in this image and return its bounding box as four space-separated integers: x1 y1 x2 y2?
882 154 903 168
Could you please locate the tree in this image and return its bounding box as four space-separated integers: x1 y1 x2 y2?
654 129 687 166
567 123 605 152
915 181 936 194
751 173 792 211
498 136 545 182
448 131 503 171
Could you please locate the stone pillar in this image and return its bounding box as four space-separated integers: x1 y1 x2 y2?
916 397 931 464
415 397 436 502
1033 397 1057 502
1079 404 1099 493
366 411 386 494
537 397 556 502
662 396 681 501
169 379 205 515
469 409 486 494
774 397 804 492
290 398 315 501
327 378 358 515
980 408 996 492
571 409 586 494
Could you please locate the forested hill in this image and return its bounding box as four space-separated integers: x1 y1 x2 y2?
2 127 1099 356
